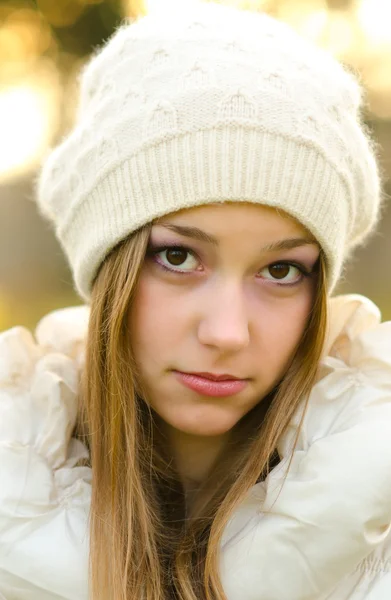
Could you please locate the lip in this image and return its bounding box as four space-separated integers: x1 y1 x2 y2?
173 371 248 397
188 371 243 381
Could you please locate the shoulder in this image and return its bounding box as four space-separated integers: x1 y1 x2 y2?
280 293 391 453
0 304 90 465
0 303 90 374
325 292 389 366
0 305 91 600
277 293 391 498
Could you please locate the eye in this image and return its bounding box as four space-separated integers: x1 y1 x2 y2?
259 262 306 285
150 245 200 273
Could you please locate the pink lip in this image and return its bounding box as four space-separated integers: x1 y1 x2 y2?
189 372 241 381
174 371 248 397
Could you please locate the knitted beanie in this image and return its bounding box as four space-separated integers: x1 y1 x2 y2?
36 0 382 302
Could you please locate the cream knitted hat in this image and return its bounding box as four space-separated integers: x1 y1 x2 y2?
36 1 382 302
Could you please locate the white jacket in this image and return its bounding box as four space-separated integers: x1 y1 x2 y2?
1 294 391 600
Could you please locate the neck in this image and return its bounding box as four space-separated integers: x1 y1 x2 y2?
159 421 230 493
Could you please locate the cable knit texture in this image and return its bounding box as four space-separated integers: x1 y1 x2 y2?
1 295 391 600
35 1 381 302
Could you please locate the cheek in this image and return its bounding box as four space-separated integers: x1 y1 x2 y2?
129 276 181 362
259 291 314 375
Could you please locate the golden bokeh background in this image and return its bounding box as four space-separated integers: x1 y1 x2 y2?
0 0 390 330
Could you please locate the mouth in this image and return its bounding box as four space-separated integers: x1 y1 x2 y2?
173 370 249 397
182 371 246 381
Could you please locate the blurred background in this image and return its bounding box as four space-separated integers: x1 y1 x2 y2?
0 0 390 331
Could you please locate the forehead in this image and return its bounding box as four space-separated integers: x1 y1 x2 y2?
154 202 316 241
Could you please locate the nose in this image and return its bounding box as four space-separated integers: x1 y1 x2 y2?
197 280 250 353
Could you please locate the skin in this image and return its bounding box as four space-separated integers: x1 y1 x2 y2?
129 202 320 495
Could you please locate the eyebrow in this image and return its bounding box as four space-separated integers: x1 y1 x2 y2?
158 223 318 252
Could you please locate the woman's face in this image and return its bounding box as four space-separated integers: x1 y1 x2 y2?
129 203 320 437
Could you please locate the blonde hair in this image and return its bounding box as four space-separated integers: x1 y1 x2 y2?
77 222 328 600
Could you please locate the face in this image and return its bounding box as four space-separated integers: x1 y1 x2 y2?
129 203 320 438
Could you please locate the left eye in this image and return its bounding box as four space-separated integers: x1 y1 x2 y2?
259 263 301 283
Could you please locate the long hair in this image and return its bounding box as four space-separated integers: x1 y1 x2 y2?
77 222 328 600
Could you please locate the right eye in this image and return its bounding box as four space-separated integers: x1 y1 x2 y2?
149 245 201 274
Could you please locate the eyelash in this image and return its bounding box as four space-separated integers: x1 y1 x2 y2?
146 243 314 287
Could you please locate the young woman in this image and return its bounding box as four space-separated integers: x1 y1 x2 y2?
1 2 391 599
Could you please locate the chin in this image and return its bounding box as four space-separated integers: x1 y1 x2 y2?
163 408 241 437
178 423 234 437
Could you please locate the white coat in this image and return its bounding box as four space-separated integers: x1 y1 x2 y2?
1 294 391 599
